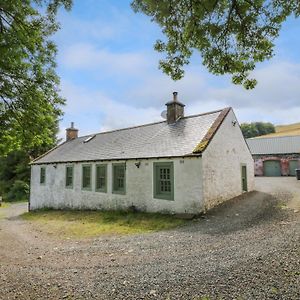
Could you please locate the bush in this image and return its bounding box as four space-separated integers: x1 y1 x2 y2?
6 180 29 202
0 151 30 202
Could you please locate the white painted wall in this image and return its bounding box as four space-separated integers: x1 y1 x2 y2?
202 109 254 210
30 157 204 214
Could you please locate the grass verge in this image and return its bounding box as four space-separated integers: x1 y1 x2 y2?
21 210 187 238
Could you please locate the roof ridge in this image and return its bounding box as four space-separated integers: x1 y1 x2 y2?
78 108 226 139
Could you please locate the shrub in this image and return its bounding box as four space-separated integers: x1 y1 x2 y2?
6 180 29 202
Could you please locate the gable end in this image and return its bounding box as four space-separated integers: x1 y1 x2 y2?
193 107 231 154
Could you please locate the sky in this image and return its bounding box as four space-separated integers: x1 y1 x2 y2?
54 0 300 138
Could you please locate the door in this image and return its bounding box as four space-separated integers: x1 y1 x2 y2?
263 160 281 177
241 165 248 192
289 160 298 176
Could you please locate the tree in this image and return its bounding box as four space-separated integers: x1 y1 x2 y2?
0 0 72 157
0 150 30 201
131 1 300 89
0 1 72 201
241 122 275 138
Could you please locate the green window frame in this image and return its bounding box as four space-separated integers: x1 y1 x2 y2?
40 167 46 185
82 164 92 191
65 165 74 188
95 164 107 193
112 163 126 194
153 162 174 200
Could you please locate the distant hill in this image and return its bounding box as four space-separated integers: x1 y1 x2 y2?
255 122 300 138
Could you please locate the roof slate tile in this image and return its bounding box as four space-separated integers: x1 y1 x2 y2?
33 109 227 164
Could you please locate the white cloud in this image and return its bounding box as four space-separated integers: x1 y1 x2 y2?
59 80 162 139
58 53 300 140
126 70 208 107
209 62 300 110
60 43 149 75
199 61 300 124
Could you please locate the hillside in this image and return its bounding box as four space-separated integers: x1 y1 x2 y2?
255 122 300 138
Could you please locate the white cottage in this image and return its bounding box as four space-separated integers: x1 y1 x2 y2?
30 93 254 214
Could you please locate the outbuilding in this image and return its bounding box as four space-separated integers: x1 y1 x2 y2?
30 93 254 214
246 135 300 176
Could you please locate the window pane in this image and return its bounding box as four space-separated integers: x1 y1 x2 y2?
113 164 125 193
66 166 73 187
96 165 106 191
82 165 91 189
158 167 171 194
40 167 46 184
154 163 173 200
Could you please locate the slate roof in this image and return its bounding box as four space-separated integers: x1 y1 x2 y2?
247 135 300 155
32 108 231 164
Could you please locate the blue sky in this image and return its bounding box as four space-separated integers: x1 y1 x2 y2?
54 0 300 138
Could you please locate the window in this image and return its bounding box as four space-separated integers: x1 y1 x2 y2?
95 164 107 192
112 163 126 194
153 162 174 200
40 167 46 185
241 164 248 192
82 164 92 190
83 135 96 143
65 165 73 188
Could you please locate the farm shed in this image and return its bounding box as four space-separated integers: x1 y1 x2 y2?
247 135 300 176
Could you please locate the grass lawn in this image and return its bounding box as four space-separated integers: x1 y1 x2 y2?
21 210 187 238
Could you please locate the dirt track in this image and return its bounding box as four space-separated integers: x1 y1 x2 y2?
0 178 300 299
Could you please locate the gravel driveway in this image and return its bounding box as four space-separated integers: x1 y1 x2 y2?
0 178 300 299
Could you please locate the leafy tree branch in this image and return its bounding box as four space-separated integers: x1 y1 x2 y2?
0 0 72 157
131 0 300 89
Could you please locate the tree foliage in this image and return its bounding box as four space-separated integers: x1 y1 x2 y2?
0 150 30 201
131 0 300 89
0 1 72 201
241 122 275 138
0 0 72 157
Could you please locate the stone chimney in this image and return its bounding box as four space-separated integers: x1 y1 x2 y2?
66 122 78 141
165 92 185 124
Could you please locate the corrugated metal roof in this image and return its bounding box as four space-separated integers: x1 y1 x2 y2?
247 135 300 155
32 108 229 164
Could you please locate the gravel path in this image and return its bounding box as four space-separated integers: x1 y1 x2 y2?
0 178 300 299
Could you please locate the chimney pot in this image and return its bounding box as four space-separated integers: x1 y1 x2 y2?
173 92 178 102
66 122 78 141
165 92 185 124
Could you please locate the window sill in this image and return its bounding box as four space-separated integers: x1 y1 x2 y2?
154 194 174 201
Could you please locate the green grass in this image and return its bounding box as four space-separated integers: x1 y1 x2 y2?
21 210 187 238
